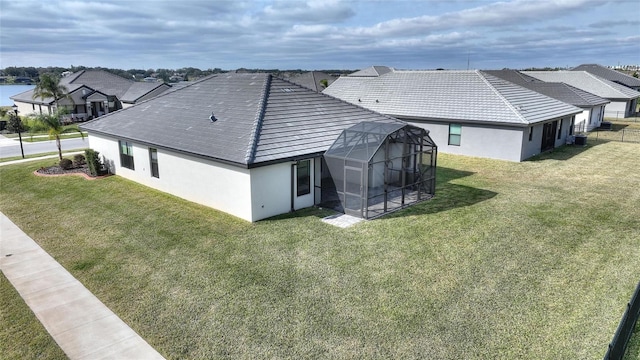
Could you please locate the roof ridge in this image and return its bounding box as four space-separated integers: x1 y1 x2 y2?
562 83 600 105
478 71 528 124
583 71 628 97
311 71 318 91
245 74 271 164
67 70 85 83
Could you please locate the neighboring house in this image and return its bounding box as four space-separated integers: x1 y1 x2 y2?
522 71 640 118
484 70 610 132
572 64 640 91
283 71 337 92
349 66 393 77
10 70 171 120
324 68 582 162
79 73 437 222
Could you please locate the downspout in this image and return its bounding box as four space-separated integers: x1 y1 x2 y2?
291 163 295 212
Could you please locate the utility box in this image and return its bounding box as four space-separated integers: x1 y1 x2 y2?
574 134 587 146
600 122 613 130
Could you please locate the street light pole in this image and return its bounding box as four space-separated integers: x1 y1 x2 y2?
11 104 25 159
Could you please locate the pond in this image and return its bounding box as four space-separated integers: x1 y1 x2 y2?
0 85 35 106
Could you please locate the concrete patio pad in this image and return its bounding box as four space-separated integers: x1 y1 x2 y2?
321 213 365 228
0 212 165 360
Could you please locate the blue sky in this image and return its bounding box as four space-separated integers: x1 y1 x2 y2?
0 0 638 71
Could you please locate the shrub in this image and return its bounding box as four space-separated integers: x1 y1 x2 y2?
59 158 73 170
73 154 86 167
85 149 101 176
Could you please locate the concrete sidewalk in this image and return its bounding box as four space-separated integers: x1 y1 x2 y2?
0 212 165 359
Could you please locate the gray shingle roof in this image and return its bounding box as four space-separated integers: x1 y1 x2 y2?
323 69 582 125
121 82 170 103
80 73 403 168
10 70 170 105
483 70 609 107
572 64 640 88
10 83 87 105
61 70 135 98
522 71 640 100
10 88 53 104
283 71 337 92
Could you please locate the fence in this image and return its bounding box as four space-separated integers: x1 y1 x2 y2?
604 281 640 360
592 129 640 143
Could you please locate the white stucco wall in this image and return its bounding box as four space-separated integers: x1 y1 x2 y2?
87 133 255 221
249 163 291 221
574 106 604 132
605 100 632 118
14 101 51 116
520 123 544 160
87 133 318 222
405 119 525 162
249 159 316 221
520 115 575 159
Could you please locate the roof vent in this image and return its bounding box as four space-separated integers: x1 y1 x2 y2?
209 112 217 122
281 88 294 93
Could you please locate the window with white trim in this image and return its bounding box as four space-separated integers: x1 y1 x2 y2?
149 148 159 178
557 119 563 140
119 140 134 170
297 160 310 196
449 123 461 146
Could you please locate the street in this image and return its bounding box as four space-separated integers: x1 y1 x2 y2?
0 135 88 158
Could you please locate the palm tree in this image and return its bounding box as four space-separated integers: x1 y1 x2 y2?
32 73 70 113
36 110 84 161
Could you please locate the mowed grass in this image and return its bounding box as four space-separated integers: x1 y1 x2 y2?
0 273 67 359
1 141 639 359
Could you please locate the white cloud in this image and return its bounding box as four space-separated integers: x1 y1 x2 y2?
0 0 637 70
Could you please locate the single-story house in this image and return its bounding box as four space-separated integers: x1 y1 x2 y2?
11 70 171 120
323 68 583 162
522 71 640 118
572 64 640 91
80 73 437 222
484 70 610 132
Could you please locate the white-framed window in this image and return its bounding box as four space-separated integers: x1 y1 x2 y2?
557 119 563 140
149 148 159 178
297 160 310 196
449 123 462 146
119 140 134 170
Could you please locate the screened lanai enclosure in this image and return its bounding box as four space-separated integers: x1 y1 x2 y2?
322 121 437 219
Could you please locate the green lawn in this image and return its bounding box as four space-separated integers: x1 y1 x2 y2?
0 273 66 359
3 132 87 143
0 150 86 163
0 141 639 359
3 124 83 138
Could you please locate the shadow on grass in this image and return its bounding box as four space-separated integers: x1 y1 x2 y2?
269 166 496 222
527 140 608 161
382 166 497 219
609 123 629 131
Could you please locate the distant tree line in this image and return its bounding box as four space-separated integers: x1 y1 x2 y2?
0 66 228 83
1 66 355 84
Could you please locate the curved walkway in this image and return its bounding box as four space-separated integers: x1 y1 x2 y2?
0 212 164 359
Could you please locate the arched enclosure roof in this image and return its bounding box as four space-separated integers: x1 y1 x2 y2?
322 121 437 219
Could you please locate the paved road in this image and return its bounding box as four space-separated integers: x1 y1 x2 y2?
0 136 88 158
